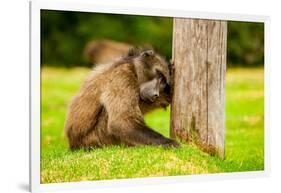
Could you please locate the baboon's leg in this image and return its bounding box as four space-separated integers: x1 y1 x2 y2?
80 130 101 149
80 108 122 148
80 129 119 149
109 116 178 147
103 90 178 147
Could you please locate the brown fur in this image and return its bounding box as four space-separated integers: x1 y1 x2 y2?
84 39 130 64
65 49 178 150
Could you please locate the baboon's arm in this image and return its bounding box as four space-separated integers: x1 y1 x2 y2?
101 87 178 147
139 93 171 114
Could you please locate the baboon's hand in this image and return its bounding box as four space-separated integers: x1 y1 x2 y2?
162 139 180 148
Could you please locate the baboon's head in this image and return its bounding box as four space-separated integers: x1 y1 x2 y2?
127 47 172 103
139 77 171 103
128 48 171 86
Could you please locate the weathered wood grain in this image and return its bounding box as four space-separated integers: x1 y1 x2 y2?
171 18 227 158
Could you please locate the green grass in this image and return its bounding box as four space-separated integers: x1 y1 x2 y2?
41 67 264 183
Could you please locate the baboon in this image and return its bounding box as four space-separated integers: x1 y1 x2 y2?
65 48 179 150
83 39 130 64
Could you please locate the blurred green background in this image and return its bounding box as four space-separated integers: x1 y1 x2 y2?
41 10 264 67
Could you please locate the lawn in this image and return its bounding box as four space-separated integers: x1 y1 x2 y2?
41 67 264 183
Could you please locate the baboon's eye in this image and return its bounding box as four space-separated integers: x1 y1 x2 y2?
164 84 171 94
156 70 166 84
159 76 166 84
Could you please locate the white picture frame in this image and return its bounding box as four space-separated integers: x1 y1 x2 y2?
30 0 270 192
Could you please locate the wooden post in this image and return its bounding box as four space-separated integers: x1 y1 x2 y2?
171 18 227 158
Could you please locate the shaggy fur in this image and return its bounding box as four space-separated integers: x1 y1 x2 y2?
65 48 178 149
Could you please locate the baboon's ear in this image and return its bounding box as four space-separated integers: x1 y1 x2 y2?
169 59 174 65
141 50 154 58
128 47 139 57
127 47 136 56
168 59 173 75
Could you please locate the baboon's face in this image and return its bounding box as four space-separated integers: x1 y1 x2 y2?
137 49 172 103
140 75 171 103
138 50 171 85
